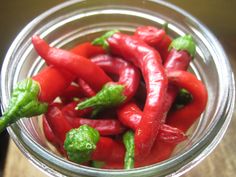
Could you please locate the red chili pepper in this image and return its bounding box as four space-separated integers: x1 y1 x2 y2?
45 102 125 136
166 70 208 132
139 70 207 166
136 141 175 167
93 31 168 159
32 66 75 103
91 54 140 101
134 26 172 62
44 103 73 143
75 54 140 116
66 116 126 135
59 84 85 104
32 35 112 92
0 65 74 133
61 101 125 135
42 116 66 155
117 101 187 144
61 101 92 118
161 34 195 122
119 34 195 126
77 78 96 97
91 137 125 163
69 42 106 58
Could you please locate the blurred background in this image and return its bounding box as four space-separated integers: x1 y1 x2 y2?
0 0 235 177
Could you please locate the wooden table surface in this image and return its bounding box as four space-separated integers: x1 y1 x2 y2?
2 1 236 177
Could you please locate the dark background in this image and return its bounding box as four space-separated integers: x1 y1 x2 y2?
0 0 235 176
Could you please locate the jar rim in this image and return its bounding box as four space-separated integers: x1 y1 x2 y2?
1 0 235 176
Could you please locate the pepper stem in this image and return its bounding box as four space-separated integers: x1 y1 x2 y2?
0 78 48 133
76 84 126 115
169 34 196 58
92 30 119 50
123 130 135 169
64 125 100 164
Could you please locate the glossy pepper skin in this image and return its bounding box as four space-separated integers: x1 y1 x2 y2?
45 102 125 139
0 65 74 133
166 70 208 132
42 115 66 155
117 102 187 144
117 34 196 130
161 34 196 122
91 54 140 102
45 103 73 143
69 42 106 58
31 35 112 92
93 31 168 160
62 101 126 136
138 70 208 166
134 26 172 62
77 78 96 97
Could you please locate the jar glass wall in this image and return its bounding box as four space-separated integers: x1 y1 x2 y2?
1 0 235 176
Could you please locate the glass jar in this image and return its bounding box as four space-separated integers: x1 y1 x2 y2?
1 0 235 176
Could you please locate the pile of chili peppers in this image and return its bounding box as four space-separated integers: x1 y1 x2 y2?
0 25 208 169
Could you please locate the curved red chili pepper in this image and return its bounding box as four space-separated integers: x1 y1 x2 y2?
139 70 208 166
45 102 125 137
134 26 172 62
166 70 208 132
117 101 187 144
61 101 125 135
32 36 112 92
105 32 168 159
91 54 140 101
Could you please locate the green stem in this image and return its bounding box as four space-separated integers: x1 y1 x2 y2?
76 84 126 115
168 34 196 58
0 78 48 133
123 130 135 169
92 30 119 50
162 22 169 33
